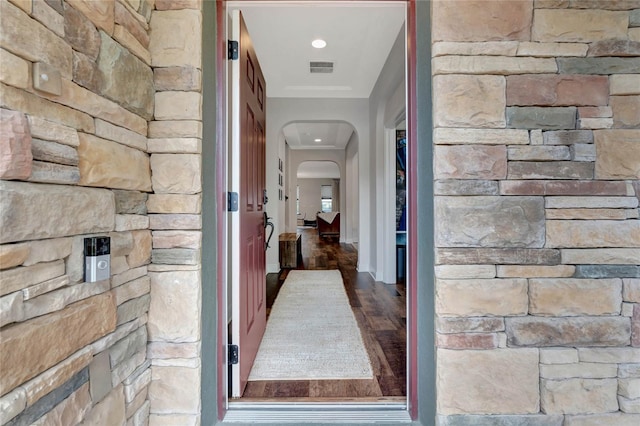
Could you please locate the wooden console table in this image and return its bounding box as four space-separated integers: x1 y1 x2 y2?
279 233 301 269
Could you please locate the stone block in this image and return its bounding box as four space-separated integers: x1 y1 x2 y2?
578 348 640 363
578 117 613 130
78 133 151 191
432 0 532 42
148 366 201 415
147 194 202 214
506 317 631 347
543 130 593 145
436 317 505 335
22 275 69 301
124 367 151 402
435 145 506 180
117 294 150 326
540 362 617 380
546 220 640 248
91 315 147 355
0 259 65 297
95 119 147 152
112 266 147 289
1 83 94 132
0 290 23 327
436 279 528 317
541 378 618 414
574 265 640 279
610 75 640 95
435 265 496 279
82 385 126 425
506 75 608 107
546 196 638 209
619 395 640 414
0 48 30 89
152 231 201 250
516 42 588 57
89 350 112 404
434 128 529 145
114 190 148 215
115 214 150 232
27 379 91 426
148 120 202 139
434 180 499 196
0 242 29 270
433 56 557 75
148 270 201 342
532 9 628 42
0 293 116 396
147 342 200 360
437 414 563 426
436 196 545 248
630 28 640 42
64 2 101 60
0 387 26 425
0 108 32 180
507 146 570 161
98 32 154 120
619 364 640 378
578 106 612 119
0 1 72 79
611 96 640 129
571 143 596 161
147 138 201 154
529 278 622 316
66 0 114 35
433 41 519 57
562 249 640 265
154 66 201 91
149 214 202 230
27 115 79 147
546 208 631 220
620 378 640 399
27 161 79 185
508 162 594 180
150 154 201 194
437 348 539 415
149 9 202 68
500 180 627 196
634 305 640 347
32 0 64 37
69 49 102 91
127 230 152 268
506 107 576 130
589 40 640 57
625 279 640 302
148 414 200 426
436 333 498 350
557 57 640 74
154 91 202 121
497 265 574 278
155 0 201 10
31 138 78 166
436 248 561 265
434 75 505 128
540 348 579 365
110 327 147 369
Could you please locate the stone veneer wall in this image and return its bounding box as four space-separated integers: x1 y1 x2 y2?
0 0 205 425
433 1 640 425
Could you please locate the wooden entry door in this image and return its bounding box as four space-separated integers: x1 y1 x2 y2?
230 9 267 398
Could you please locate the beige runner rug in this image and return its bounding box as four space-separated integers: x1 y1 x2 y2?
248 270 373 381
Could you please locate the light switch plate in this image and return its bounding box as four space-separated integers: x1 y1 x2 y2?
33 62 61 95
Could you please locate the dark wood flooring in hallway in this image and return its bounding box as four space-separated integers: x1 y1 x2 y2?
240 227 406 402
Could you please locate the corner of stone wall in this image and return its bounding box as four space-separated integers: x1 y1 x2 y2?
146 1 204 425
1 0 157 425
432 0 640 424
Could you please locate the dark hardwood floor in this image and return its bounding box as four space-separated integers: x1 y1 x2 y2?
241 227 406 401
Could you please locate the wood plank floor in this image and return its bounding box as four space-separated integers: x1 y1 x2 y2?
240 227 406 401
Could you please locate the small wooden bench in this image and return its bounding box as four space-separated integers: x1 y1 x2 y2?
279 233 301 268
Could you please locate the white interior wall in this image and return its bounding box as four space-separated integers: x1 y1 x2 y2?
297 178 340 220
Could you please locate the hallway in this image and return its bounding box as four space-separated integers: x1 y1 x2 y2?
241 228 406 401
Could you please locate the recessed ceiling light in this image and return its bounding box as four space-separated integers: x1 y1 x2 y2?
312 39 327 49
314 138 322 142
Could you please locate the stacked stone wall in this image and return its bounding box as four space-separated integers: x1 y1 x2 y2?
1 0 157 425
433 1 640 425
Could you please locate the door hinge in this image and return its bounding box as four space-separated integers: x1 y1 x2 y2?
228 40 238 60
228 192 238 212
228 344 239 365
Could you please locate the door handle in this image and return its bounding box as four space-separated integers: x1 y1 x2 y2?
263 212 274 250
263 189 269 205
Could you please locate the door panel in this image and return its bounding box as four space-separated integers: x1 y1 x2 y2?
231 10 267 398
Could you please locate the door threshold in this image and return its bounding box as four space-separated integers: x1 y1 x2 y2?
224 401 411 423
232 396 406 404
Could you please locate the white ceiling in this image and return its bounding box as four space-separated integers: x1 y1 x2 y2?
297 161 341 179
229 2 406 152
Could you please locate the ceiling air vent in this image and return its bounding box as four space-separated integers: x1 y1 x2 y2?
310 61 334 74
